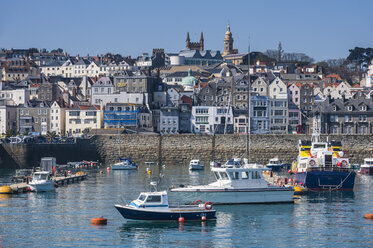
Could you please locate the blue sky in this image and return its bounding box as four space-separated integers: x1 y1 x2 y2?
0 0 372 61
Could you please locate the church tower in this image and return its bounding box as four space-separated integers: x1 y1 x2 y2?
185 32 204 51
223 24 234 57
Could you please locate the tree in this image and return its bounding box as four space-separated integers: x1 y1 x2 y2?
27 48 38 55
51 48 63 53
345 47 373 81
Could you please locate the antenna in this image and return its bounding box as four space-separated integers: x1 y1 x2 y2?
246 41 251 159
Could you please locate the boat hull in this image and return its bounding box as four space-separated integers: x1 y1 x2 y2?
28 182 55 192
360 167 373 175
169 188 294 204
189 165 204 170
115 205 216 221
294 170 356 191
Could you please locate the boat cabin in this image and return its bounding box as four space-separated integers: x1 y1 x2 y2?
130 191 169 208
211 167 268 188
362 158 373 166
32 172 51 181
268 158 282 165
190 160 201 165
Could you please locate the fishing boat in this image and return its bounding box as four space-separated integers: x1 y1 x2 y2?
360 158 373 175
266 157 287 171
189 160 204 170
111 158 138 170
115 190 216 221
170 165 294 204
291 124 356 191
28 171 55 192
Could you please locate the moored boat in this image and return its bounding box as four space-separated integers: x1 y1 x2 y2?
266 157 288 171
189 160 204 170
360 158 373 175
28 171 55 192
292 130 356 191
111 158 138 170
170 165 294 204
115 191 216 221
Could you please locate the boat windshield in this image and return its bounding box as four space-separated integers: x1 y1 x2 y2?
365 160 373 165
33 174 48 180
146 195 161 203
313 144 326 149
138 194 146 201
214 172 221 180
219 172 229 180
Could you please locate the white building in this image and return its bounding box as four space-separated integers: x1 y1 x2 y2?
0 105 17 135
159 107 179 133
191 106 233 134
0 87 30 106
65 105 102 136
50 101 66 135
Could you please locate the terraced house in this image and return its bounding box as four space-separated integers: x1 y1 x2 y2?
311 94 373 134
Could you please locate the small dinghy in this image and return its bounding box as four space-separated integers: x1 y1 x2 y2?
115 184 216 221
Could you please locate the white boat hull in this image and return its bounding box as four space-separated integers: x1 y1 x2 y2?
111 165 137 170
169 189 294 204
28 182 55 192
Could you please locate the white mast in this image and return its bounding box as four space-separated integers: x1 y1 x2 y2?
246 44 251 159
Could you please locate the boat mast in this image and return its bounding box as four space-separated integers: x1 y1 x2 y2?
117 123 121 158
246 44 251 158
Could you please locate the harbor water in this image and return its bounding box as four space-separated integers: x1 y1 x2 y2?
0 164 372 247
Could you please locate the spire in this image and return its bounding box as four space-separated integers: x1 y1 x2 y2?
186 32 190 42
200 32 204 41
227 23 230 32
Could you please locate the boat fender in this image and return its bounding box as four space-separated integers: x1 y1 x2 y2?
194 199 202 205
142 205 146 208
204 201 213 210
179 217 184 222
277 178 283 186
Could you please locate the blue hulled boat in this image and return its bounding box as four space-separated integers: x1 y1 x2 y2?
292 127 355 191
115 190 216 221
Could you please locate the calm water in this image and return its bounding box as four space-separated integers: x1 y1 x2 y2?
0 164 372 248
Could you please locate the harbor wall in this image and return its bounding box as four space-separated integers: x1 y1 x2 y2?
1 134 373 169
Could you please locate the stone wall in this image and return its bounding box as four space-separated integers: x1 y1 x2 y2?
2 134 373 169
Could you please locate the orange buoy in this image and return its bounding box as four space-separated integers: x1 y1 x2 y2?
178 217 184 222
364 214 373 219
91 217 107 225
201 216 207 221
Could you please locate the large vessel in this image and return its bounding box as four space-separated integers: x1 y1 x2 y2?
292 129 356 191
360 158 373 175
28 171 56 192
170 165 294 204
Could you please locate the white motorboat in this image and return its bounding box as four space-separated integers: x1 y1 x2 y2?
111 158 138 170
170 166 294 204
360 158 373 175
189 160 204 170
266 157 288 171
28 171 55 192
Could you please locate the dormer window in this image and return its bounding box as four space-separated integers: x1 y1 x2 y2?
333 106 337 111
347 106 353 111
360 105 367 111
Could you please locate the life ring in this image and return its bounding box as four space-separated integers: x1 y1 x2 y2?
341 160 347 166
194 199 202 205
204 201 213 210
277 178 283 186
309 159 316 166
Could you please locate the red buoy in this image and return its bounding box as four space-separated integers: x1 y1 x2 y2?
201 216 207 221
364 214 373 219
91 218 107 225
107 167 110 171
178 217 184 222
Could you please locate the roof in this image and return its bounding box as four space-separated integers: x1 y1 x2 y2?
69 105 100 110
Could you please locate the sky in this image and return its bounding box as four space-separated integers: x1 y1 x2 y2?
0 0 372 62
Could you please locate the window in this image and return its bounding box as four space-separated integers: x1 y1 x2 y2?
360 105 367 111
346 106 353 111
146 195 161 202
35 117 38 123
84 119 90 124
38 109 41 115
359 115 367 122
20 109 23 115
344 115 352 122
196 108 209 114
330 115 338 122
44 109 47 115
76 119 81 124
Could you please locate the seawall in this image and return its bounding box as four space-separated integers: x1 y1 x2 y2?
1 134 373 169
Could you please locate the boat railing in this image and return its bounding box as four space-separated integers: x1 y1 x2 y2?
306 167 351 172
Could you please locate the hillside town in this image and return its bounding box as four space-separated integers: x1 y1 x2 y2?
1 24 373 138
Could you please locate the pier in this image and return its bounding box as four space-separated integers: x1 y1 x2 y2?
0 173 87 194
